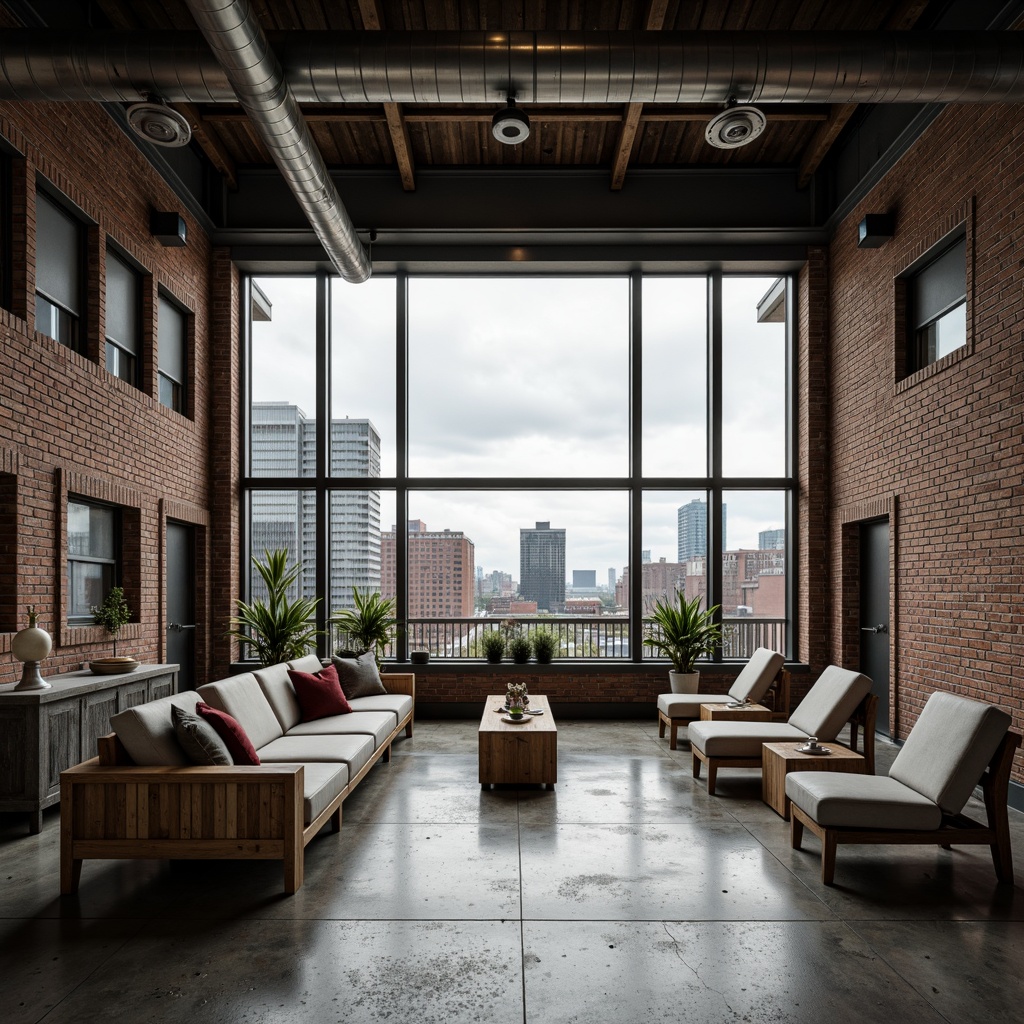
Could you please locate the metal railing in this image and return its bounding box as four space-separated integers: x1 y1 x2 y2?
330 615 786 662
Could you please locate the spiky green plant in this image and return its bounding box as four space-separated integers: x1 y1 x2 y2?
330 588 398 665
482 630 505 663
531 629 558 664
227 549 321 667
644 593 723 673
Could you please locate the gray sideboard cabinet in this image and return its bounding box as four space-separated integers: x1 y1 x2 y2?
0 664 179 834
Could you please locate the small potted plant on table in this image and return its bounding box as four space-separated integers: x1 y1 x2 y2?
90 586 139 674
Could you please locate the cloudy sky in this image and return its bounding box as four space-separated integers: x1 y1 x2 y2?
251 274 786 580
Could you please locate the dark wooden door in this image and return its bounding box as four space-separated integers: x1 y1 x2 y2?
166 521 195 693
859 518 890 737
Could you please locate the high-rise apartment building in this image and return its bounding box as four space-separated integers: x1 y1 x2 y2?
381 520 476 619
250 402 381 611
759 528 786 550
519 521 566 613
677 499 727 561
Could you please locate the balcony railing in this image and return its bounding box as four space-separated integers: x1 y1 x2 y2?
330 616 786 662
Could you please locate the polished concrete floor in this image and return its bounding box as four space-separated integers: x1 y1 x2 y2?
2 718 1023 1023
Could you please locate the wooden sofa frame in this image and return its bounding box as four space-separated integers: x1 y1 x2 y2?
691 692 878 795
791 729 1021 886
658 668 792 751
60 673 415 896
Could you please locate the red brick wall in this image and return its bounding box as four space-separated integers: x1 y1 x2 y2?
0 101 214 681
826 103 1024 780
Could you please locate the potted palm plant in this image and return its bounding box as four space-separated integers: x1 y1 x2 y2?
330 588 399 666
645 593 723 693
228 549 321 667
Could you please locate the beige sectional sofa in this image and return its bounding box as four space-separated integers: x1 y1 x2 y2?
59 655 414 895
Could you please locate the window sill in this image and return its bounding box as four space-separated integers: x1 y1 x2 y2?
895 342 969 394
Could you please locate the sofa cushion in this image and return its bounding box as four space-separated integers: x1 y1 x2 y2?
332 652 388 699
298 763 349 825
254 662 302 733
257 733 377 777
288 662 353 721
286 710 396 749
196 702 261 765
785 772 943 830
346 693 413 725
197 673 284 750
788 666 872 741
657 693 731 720
687 721 807 758
171 704 232 766
109 690 205 766
889 691 1011 816
728 647 785 703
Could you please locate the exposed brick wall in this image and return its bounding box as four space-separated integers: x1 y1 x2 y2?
0 101 213 683
827 102 1024 780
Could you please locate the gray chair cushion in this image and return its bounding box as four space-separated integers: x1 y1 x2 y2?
110 690 205 766
687 721 807 758
171 704 232 766
889 691 1011 815
255 662 302 732
332 653 388 699
788 666 872 741
257 733 377 777
347 693 414 724
298 763 349 825
197 673 285 750
728 647 785 702
786 772 943 830
657 693 731 719
286 710 396 749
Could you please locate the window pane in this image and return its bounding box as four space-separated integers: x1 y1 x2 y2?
106 251 139 356
106 341 136 384
638 491 707 614
722 278 787 477
36 191 80 313
329 488 393 618
399 491 627 657
408 278 630 476
68 501 114 558
331 277 395 477
721 490 787 658
248 490 316 601
157 296 186 382
921 301 967 361
642 278 707 476
250 278 316 477
69 561 113 620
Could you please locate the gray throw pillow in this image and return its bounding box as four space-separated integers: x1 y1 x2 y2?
172 703 233 766
331 652 388 699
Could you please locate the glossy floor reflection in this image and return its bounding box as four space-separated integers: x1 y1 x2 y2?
2 719 1022 1023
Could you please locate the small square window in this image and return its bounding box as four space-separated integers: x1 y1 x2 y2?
67 499 120 623
907 235 967 373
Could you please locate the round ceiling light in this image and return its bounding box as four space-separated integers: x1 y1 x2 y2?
126 102 193 148
704 105 767 150
491 98 531 145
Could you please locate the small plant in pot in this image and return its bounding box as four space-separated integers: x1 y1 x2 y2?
645 593 723 693
91 586 138 674
330 587 399 667
532 629 557 664
508 630 533 664
482 630 505 664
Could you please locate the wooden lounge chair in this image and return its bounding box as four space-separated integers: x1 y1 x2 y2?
688 665 875 794
656 647 788 750
787 690 1020 885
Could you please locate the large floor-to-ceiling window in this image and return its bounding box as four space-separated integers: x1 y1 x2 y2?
243 271 792 663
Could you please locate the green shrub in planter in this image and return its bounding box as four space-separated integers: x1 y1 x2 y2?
482 630 505 663
532 630 557 664
508 632 532 664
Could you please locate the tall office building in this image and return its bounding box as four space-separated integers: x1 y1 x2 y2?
573 570 597 588
381 520 475 618
759 528 786 550
677 499 727 560
250 402 381 611
608 568 617 591
519 521 566 613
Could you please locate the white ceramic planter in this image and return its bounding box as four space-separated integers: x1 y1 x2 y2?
669 670 700 694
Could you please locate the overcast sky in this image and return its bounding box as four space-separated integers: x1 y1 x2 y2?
251 274 786 579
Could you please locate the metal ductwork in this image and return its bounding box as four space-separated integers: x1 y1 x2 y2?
3 31 1024 105
179 1 370 283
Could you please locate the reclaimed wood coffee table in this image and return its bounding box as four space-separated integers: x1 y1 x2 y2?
761 741 866 820
479 694 557 788
699 702 773 722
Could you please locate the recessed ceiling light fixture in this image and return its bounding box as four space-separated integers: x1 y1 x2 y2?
126 99 192 148
491 96 531 145
704 100 767 150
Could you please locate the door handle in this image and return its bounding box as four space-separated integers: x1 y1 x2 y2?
860 624 888 634
168 623 196 632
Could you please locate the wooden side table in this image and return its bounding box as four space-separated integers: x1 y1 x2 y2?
479 694 557 787
761 741 866 819
699 702 772 722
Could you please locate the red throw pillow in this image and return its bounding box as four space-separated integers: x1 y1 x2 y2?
195 702 261 765
288 662 352 721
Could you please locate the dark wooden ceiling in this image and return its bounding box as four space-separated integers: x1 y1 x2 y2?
6 1 932 192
